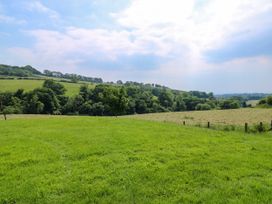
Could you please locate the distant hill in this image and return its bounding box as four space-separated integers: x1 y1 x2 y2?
0 64 103 84
0 64 42 77
215 93 271 101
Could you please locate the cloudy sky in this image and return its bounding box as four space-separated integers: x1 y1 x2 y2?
0 0 272 93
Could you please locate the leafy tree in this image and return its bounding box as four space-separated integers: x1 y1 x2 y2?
71 75 79 83
24 93 44 114
195 103 212 111
158 89 174 110
43 79 66 95
174 95 186 111
117 80 123 85
30 88 60 114
267 96 272 105
79 102 93 115
135 99 148 114
219 99 240 109
79 85 92 101
92 102 105 116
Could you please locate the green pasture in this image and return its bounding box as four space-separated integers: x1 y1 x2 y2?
1 116 272 203
0 79 92 96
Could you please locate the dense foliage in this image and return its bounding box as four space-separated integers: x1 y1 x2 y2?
258 95 272 107
0 79 243 116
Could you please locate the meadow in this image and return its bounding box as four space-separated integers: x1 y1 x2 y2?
0 79 92 96
1 116 272 203
126 108 272 131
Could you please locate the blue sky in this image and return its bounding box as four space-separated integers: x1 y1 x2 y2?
0 0 272 93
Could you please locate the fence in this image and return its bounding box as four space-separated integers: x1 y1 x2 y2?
182 120 272 133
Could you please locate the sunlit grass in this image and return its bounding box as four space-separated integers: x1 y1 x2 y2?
0 79 94 96
1 116 272 203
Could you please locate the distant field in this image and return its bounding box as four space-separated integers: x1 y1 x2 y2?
246 100 259 107
126 108 272 128
1 116 272 203
0 79 94 96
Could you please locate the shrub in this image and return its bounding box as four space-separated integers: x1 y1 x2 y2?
195 103 212 110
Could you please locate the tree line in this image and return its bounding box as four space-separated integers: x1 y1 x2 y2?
0 80 245 116
43 70 103 84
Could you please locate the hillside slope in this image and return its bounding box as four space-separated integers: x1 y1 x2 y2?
0 79 90 96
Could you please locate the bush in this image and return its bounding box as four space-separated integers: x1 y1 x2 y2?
3 106 22 114
267 96 272 105
195 103 211 110
252 123 268 133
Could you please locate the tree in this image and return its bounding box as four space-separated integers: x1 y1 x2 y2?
174 95 186 111
71 74 79 83
116 80 123 85
267 96 272 105
135 99 148 114
79 85 92 101
195 103 212 111
219 99 240 109
79 101 93 115
92 102 105 116
158 89 174 110
0 93 6 120
43 79 66 95
27 88 60 114
24 93 44 114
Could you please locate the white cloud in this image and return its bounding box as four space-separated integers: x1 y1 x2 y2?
6 27 165 73
4 0 272 92
26 1 59 20
14 0 272 69
19 26 171 63
0 14 26 24
115 0 272 51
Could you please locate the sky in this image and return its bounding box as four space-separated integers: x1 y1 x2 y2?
0 0 272 94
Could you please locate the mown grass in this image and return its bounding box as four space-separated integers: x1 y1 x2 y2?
1 116 272 203
0 79 94 96
126 108 272 130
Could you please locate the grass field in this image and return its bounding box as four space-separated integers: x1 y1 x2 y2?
1 116 272 203
0 79 93 96
246 100 259 107
126 108 272 129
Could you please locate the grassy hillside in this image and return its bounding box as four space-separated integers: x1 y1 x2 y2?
0 79 93 96
1 116 272 203
126 108 272 129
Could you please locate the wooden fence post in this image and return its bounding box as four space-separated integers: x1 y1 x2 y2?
207 122 210 128
3 113 6 121
270 120 272 131
183 121 185 125
245 123 248 133
259 122 263 132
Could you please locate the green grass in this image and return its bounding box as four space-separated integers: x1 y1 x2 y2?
0 79 94 96
1 116 272 203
